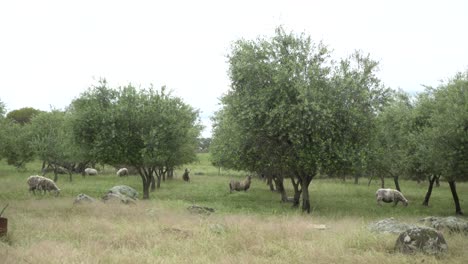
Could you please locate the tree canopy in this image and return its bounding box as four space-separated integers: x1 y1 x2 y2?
6 107 44 125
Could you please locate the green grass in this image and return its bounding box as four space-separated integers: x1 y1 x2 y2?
0 153 466 217
0 153 467 263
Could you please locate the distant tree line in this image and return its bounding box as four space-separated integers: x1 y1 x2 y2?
210 27 467 214
0 80 202 199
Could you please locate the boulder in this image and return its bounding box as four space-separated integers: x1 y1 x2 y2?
368 218 418 234
395 227 447 255
209 223 227 234
107 185 138 199
102 192 136 205
187 205 215 215
73 193 96 204
419 216 468 234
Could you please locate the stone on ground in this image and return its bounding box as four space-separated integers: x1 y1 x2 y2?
368 218 418 234
419 216 468 234
395 227 448 255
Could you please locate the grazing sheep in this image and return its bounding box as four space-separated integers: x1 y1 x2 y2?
27 175 47 194
83 168 98 176
376 188 408 206
37 177 61 196
182 168 190 182
229 176 252 193
116 168 128 177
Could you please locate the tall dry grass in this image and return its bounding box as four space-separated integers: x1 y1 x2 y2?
1 198 467 264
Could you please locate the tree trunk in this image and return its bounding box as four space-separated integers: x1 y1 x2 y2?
393 175 400 192
41 160 47 172
380 175 385 188
150 174 156 191
367 173 374 186
157 175 161 188
167 169 173 180
53 166 58 182
274 177 288 202
138 170 150 200
300 177 312 213
267 176 275 191
69 172 73 182
448 181 463 215
273 176 281 192
354 174 359 184
435 176 440 187
422 174 437 206
291 177 301 207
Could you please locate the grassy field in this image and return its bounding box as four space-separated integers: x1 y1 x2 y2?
0 153 467 263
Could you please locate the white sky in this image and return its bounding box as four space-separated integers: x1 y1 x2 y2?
1 0 467 137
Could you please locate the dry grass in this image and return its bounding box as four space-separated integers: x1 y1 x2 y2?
1 198 467 264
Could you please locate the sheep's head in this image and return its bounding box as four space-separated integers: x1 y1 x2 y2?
54 189 61 197
403 199 408 206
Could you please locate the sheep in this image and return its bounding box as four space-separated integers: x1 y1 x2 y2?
229 176 252 193
116 168 129 177
37 177 61 196
83 168 98 176
27 175 47 194
182 168 190 182
376 188 408 207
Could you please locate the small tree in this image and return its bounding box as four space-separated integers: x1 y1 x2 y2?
30 110 76 182
1 120 34 169
368 91 414 192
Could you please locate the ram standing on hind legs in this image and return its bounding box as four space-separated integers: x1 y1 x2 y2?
376 188 408 206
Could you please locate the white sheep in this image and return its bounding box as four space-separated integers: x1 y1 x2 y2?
229 176 252 193
376 188 408 206
27 175 47 194
83 168 98 176
37 177 61 196
116 168 128 177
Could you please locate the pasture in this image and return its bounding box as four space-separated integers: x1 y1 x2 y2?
0 154 467 263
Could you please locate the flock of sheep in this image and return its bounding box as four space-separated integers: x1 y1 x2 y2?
27 167 129 197
27 167 409 208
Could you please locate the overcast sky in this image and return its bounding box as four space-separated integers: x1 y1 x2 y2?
1 0 467 137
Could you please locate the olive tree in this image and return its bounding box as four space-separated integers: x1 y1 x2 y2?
368 91 414 192
213 27 387 212
70 81 201 199
425 72 468 214
0 119 34 169
29 110 77 182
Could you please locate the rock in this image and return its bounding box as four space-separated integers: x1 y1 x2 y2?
187 205 215 215
161 227 191 239
107 185 138 199
73 193 96 204
395 227 448 255
102 192 136 205
419 216 468 234
209 224 227 234
368 218 418 234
